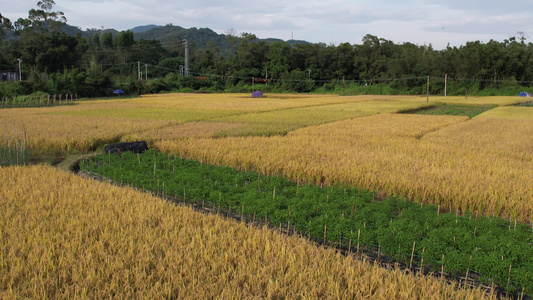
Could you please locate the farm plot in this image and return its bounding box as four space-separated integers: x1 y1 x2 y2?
208 100 431 136
420 96 524 106
47 93 371 121
156 112 533 223
0 93 388 151
2 93 531 221
475 106 533 119
0 165 489 299
80 150 533 293
1 93 528 298
408 104 494 118
0 113 175 152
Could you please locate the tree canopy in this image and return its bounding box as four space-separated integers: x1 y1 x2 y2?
1 1 532 97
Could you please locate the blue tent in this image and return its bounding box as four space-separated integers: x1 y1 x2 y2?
252 91 263 98
519 92 531 97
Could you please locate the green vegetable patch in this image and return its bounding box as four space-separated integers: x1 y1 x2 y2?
405 104 494 118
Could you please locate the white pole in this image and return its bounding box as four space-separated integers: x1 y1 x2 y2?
17 59 22 81
426 75 430 102
145 64 148 81
444 74 447 97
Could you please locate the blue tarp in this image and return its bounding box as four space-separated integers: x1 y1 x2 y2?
519 92 531 97
113 89 125 94
252 91 263 98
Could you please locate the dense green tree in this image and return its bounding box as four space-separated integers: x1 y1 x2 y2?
229 33 268 79
0 14 13 44
281 69 315 92
267 41 291 79
101 32 113 48
1 2 532 97
353 34 390 83
28 0 66 32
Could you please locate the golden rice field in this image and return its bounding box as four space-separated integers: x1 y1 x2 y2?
1 93 532 223
157 112 533 222
0 113 175 152
0 165 491 299
477 106 533 119
409 96 524 106
0 93 430 150
2 93 530 298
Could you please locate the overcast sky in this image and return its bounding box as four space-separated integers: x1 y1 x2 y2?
2 0 532 49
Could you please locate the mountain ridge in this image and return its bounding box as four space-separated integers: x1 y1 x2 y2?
62 23 311 50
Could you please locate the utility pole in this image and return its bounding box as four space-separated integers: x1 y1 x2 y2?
444 74 447 97
138 62 141 80
145 64 148 81
184 39 189 76
426 75 430 102
17 59 22 81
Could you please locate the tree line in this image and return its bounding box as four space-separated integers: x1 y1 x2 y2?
1 1 532 98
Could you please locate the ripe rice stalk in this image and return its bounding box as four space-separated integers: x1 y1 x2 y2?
0 165 491 299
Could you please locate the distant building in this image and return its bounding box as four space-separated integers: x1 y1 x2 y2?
0 70 19 81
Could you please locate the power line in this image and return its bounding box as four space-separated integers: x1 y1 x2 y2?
87 60 533 86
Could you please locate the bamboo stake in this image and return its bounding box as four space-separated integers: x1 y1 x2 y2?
420 247 425 275
465 255 472 286
348 230 353 253
357 229 361 256
409 241 416 269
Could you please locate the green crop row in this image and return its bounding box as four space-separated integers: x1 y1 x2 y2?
407 104 494 118
80 149 533 293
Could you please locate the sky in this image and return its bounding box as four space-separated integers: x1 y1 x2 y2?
2 0 532 49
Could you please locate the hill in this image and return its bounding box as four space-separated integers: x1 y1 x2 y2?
132 25 310 50
4 22 310 51
130 24 159 33
133 24 229 50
